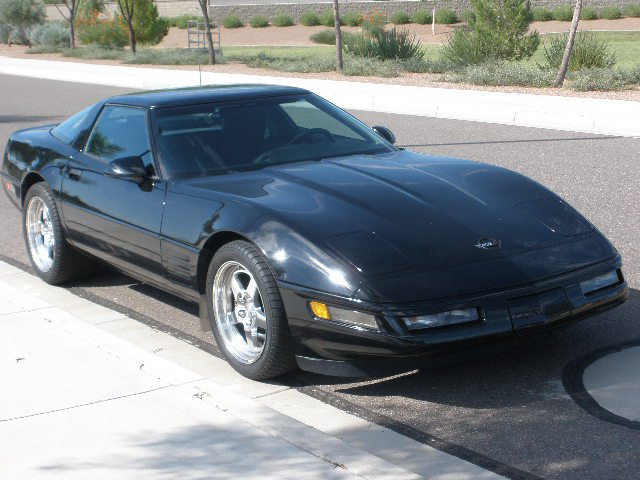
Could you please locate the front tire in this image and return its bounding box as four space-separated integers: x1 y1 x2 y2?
206 240 296 380
23 182 94 284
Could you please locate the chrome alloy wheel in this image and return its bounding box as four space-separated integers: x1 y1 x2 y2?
212 261 267 364
26 196 55 272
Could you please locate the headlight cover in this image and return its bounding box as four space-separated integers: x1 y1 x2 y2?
309 301 378 330
403 308 481 331
580 270 619 295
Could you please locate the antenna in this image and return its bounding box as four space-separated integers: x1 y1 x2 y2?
199 64 202 86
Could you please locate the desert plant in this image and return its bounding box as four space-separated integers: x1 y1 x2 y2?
390 11 410 25
541 31 616 70
249 15 269 28
623 4 640 17
30 22 69 47
345 27 424 61
435 8 458 24
580 6 598 20
461 10 476 23
309 28 336 44
446 61 554 87
124 47 213 64
273 13 294 27
0 0 45 45
360 10 386 35
341 12 360 26
531 7 553 21
78 20 128 48
599 6 622 19
411 10 432 25
343 55 399 77
442 0 539 65
319 9 335 26
131 0 169 45
300 11 320 26
570 67 632 90
552 5 574 21
222 15 242 28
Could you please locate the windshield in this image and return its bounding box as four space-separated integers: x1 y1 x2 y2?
150 93 395 179
51 106 93 145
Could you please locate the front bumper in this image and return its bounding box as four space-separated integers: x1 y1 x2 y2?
279 256 628 377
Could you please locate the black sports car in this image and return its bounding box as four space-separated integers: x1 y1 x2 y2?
2 85 628 379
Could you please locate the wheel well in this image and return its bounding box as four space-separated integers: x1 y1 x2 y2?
196 231 251 295
21 173 45 207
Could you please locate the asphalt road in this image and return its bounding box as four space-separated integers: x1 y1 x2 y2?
1 74 639 480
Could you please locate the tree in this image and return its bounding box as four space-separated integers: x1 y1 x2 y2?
554 0 582 87
442 0 539 65
53 0 80 48
0 0 45 46
132 0 168 45
196 0 215 65
332 0 343 71
115 0 136 53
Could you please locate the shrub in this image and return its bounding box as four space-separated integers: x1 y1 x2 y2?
343 55 399 77
571 67 633 91
168 14 200 29
461 10 476 24
78 20 128 48
222 15 242 29
124 48 212 65
390 11 410 25
319 10 335 27
446 61 554 87
342 12 361 27
310 28 336 45
244 53 335 73
552 6 574 21
131 0 169 45
396 57 455 73
541 31 616 70
0 23 11 43
62 44 127 59
531 7 553 21
435 8 458 24
273 14 294 27
623 5 640 17
0 0 45 45
441 0 539 65
411 10 432 25
30 22 69 47
300 11 320 26
249 15 269 28
580 7 598 20
600 6 622 19
345 27 424 61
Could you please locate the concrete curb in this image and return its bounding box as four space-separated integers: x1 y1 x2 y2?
1 55 638 138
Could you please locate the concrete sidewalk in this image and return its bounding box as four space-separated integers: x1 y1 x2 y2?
0 260 501 480
0 55 638 138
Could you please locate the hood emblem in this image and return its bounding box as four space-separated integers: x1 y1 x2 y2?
475 238 502 250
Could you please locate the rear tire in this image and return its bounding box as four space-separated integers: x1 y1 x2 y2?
23 182 95 284
206 240 296 380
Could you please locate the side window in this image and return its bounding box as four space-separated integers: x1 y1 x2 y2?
85 106 154 169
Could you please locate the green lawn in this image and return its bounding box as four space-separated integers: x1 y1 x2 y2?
223 45 333 59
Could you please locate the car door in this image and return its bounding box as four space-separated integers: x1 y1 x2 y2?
60 104 166 285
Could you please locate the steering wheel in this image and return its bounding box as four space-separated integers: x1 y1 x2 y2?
288 128 335 145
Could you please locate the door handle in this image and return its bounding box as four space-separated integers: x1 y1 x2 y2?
68 168 82 180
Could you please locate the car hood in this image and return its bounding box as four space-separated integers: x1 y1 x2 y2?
175 150 614 301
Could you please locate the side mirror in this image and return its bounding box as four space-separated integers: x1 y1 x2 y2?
372 126 396 145
106 156 148 182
